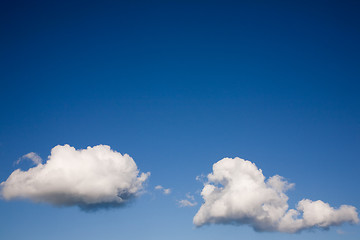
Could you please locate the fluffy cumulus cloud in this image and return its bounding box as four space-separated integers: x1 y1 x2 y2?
193 157 358 233
1 145 150 210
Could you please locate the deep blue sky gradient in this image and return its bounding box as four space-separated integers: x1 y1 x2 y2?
1 1 360 239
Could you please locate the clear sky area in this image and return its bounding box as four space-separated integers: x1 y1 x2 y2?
1 1 360 239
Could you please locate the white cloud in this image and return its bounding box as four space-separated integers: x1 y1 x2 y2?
195 174 206 183
178 192 197 207
186 193 195 201
16 152 42 165
1 144 150 210
155 185 171 195
193 157 359 233
179 199 197 207
163 188 171 195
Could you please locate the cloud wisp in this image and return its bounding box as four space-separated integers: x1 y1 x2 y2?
193 157 358 233
178 193 197 207
155 185 171 195
1 145 150 210
16 152 42 165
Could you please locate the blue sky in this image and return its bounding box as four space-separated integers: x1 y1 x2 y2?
1 0 360 239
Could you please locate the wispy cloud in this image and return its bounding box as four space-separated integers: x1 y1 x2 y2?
16 152 42 165
155 185 171 195
195 174 206 183
194 157 359 233
1 145 150 210
178 193 197 207
186 193 195 201
178 199 197 207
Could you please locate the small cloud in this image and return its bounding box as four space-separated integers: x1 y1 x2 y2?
163 188 171 195
178 192 197 207
155 185 171 195
155 185 163 190
336 229 345 235
195 174 206 183
186 193 195 201
16 152 42 165
178 199 197 207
